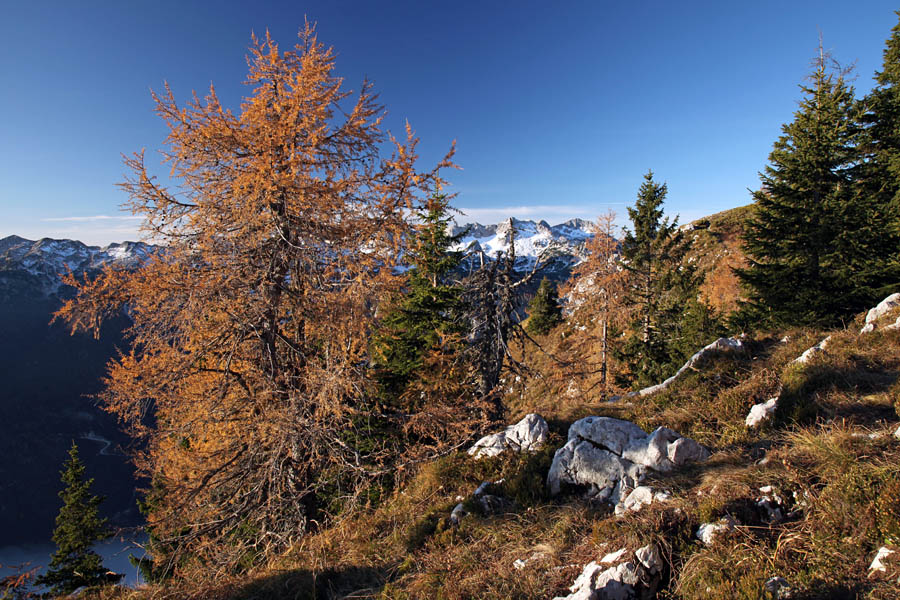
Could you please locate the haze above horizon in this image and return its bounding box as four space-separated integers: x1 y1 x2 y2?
1 1 898 245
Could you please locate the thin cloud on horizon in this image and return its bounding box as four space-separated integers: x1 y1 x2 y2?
42 215 142 222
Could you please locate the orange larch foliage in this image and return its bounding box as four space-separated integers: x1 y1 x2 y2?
564 210 631 399
55 24 455 573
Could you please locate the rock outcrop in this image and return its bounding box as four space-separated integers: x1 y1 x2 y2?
553 544 663 600
547 417 709 506
792 336 831 365
468 413 549 459
613 337 746 401
860 292 900 333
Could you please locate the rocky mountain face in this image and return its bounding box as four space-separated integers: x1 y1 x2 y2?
0 236 155 299
450 217 595 279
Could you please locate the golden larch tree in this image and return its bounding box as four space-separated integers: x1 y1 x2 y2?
56 24 454 573
564 210 629 399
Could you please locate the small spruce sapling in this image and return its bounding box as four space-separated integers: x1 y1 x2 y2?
526 277 563 336
35 442 118 595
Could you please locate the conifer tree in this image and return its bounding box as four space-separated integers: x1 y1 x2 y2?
617 172 711 388
856 15 900 295
372 194 466 406
526 277 562 335
35 443 117 595
736 49 878 326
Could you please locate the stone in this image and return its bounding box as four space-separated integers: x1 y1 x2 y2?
468 413 549 458
667 436 711 466
746 397 778 428
614 485 671 516
861 293 900 333
869 546 896 573
600 548 628 564
548 417 708 506
554 545 662 600
569 416 648 455
696 515 737 545
634 543 663 575
793 336 831 365
894 425 900 440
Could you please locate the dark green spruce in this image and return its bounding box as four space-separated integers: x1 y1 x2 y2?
35 442 118 595
371 194 466 408
856 13 900 297
526 277 563 335
735 46 898 328
617 171 717 388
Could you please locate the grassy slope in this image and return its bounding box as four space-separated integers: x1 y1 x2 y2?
98 306 900 600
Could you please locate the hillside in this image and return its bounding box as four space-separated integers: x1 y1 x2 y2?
83 294 899 599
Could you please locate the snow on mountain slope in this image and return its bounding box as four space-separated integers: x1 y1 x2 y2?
450 217 594 276
0 236 156 297
0 217 595 299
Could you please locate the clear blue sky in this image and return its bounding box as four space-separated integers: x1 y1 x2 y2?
1 1 898 245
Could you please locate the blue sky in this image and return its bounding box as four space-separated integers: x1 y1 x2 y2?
1 1 898 245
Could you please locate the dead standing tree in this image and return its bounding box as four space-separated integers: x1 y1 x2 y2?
461 222 563 418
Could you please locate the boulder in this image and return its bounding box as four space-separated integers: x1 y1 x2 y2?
548 417 709 505
861 292 900 333
869 546 896 573
468 413 549 459
553 544 662 600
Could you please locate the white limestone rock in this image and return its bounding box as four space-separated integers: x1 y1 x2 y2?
600 548 628 564
696 515 738 545
746 397 779 428
553 545 662 600
869 546 896 573
793 336 831 365
548 417 708 505
894 425 900 440
468 413 549 458
546 437 646 504
634 543 663 575
614 485 672 516
861 293 900 333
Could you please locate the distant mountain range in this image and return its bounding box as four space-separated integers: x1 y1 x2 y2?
0 218 595 301
450 217 594 276
0 236 155 299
